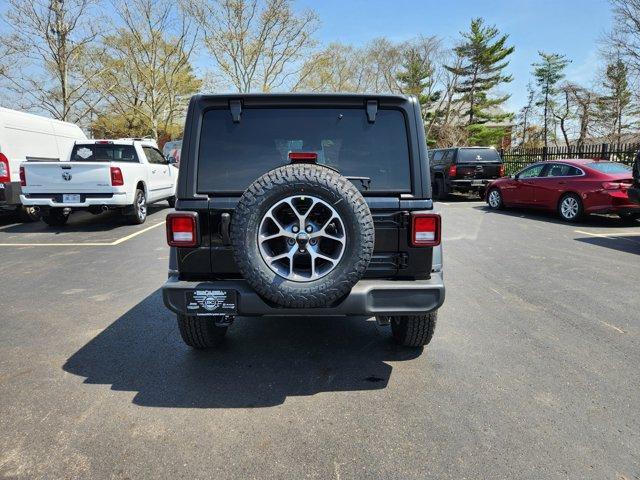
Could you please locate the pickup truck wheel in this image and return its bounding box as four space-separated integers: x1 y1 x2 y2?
177 314 227 349
19 206 40 222
231 163 374 308
127 189 147 224
389 311 438 347
432 177 445 200
41 208 69 227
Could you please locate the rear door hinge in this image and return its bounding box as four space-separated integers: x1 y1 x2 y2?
398 253 409 269
398 211 411 228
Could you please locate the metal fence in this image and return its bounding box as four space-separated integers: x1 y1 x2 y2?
499 142 639 175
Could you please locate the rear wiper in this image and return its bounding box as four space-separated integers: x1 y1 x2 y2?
345 176 371 191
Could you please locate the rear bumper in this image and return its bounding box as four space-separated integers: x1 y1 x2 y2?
162 273 446 317
20 191 129 208
584 190 640 214
450 179 494 189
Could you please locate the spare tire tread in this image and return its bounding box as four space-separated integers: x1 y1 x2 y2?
231 164 374 308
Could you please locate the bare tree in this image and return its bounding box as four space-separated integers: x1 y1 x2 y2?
93 0 201 139
0 0 103 122
185 0 319 92
605 0 640 77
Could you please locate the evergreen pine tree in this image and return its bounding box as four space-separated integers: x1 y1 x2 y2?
532 52 570 148
445 18 515 145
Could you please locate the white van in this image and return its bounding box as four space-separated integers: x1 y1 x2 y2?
0 107 87 219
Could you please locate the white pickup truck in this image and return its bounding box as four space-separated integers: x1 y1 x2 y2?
20 139 178 226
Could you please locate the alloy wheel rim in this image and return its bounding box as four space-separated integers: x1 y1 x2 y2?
137 192 147 220
489 190 500 207
561 197 578 218
257 195 346 282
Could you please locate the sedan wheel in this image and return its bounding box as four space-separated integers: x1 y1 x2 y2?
558 194 582 222
487 188 503 209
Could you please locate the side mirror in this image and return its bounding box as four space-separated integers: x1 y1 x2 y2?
513 173 519 180
167 156 177 165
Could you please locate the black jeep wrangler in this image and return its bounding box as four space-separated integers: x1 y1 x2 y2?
162 94 445 349
429 146 504 199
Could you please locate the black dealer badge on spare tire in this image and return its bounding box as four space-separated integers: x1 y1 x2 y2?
230 163 375 308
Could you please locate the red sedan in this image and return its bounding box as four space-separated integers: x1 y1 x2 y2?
485 159 639 222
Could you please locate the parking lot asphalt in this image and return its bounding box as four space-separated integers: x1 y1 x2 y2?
0 200 638 479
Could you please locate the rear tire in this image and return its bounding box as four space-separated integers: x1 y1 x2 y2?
558 193 583 222
487 188 503 209
432 177 446 200
41 208 69 227
167 196 176 208
19 205 40 222
389 312 438 347
177 314 228 349
127 188 147 225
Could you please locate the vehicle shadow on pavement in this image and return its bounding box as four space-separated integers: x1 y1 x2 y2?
62 290 421 408
574 235 640 255
474 205 638 229
0 204 171 233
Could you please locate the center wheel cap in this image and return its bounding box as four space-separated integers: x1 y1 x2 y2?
296 232 309 248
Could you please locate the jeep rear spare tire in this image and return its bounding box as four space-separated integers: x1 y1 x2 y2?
231 163 375 308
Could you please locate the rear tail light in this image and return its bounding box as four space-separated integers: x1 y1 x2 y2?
166 212 198 247
110 166 124 186
411 213 441 247
448 165 457 177
499 164 505 177
19 166 26 186
602 182 621 190
288 151 318 163
0 153 10 183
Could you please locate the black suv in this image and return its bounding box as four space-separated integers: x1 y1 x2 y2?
429 147 504 199
630 151 640 205
162 94 445 349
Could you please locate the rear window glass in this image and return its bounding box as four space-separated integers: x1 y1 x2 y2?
587 162 631 174
71 144 138 162
197 108 411 193
457 149 501 163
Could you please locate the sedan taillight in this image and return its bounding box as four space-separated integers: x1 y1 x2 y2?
166 212 198 247
19 166 26 186
411 213 441 247
602 182 622 190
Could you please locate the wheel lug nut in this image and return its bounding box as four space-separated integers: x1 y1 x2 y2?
287 238 295 245
306 225 313 233
310 239 317 246
292 225 299 233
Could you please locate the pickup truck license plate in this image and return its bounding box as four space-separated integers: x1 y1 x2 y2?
62 194 81 203
185 289 237 316
471 180 485 186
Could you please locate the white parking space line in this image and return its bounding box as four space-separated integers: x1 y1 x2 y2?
0 222 21 231
0 221 165 247
575 229 640 243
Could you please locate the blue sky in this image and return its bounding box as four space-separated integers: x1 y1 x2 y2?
296 0 613 111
